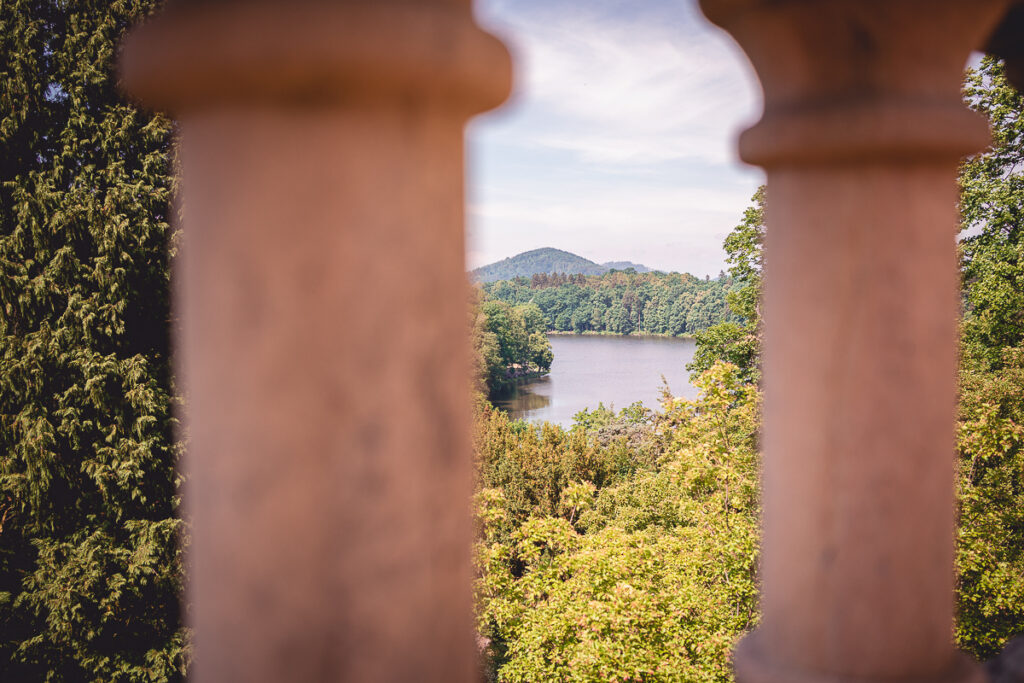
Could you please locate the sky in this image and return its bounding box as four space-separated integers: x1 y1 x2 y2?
466 0 765 277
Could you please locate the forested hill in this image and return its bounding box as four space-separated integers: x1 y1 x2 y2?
482 270 738 336
471 247 651 282
602 260 652 272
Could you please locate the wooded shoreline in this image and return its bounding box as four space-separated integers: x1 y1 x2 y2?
547 330 696 340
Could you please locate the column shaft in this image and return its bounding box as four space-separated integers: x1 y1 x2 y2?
179 107 472 680
119 2 511 680
697 2 1013 682
760 165 960 676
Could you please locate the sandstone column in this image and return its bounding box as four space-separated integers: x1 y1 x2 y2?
696 2 1011 683
119 2 510 680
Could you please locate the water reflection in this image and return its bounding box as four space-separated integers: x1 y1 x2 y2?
493 378 552 415
492 335 698 427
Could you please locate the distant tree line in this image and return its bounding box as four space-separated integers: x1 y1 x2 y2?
481 270 739 337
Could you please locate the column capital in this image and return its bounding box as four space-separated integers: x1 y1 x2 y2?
119 1 511 116
699 0 1012 166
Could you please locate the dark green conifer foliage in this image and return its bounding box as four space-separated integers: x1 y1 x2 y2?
0 1 187 679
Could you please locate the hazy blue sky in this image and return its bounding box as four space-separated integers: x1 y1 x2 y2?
466 0 764 277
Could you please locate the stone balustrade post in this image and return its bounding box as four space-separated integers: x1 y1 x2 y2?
697 2 1012 683
119 2 510 680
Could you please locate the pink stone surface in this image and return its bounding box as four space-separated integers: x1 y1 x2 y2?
699 1 1015 682
120 2 510 679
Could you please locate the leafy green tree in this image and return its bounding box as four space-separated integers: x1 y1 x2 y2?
956 348 1024 658
472 312 506 395
474 364 760 682
960 56 1024 369
689 187 765 382
688 322 759 382
517 302 545 336
473 295 554 396
953 56 1024 659
0 1 187 679
722 186 765 327
481 301 527 369
527 332 553 373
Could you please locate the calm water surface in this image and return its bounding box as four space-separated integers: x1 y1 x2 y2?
494 335 698 427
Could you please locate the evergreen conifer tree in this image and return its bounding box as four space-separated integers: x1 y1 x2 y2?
0 1 187 678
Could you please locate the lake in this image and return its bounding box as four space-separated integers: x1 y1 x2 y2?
493 334 699 427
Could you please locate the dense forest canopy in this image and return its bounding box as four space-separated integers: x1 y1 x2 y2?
482 270 739 337
474 365 760 682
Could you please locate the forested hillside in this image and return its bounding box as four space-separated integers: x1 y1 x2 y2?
601 260 652 273
472 247 651 282
482 270 739 336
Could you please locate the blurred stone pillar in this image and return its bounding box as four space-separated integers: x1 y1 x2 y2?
119 2 510 680
696 2 1010 683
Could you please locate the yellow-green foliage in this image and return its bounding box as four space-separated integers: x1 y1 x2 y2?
952 56 1024 660
955 346 1024 658
475 363 760 682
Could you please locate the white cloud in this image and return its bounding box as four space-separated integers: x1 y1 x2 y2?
468 0 765 276
480 0 760 165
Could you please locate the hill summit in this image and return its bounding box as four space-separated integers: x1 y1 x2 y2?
472 247 651 282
